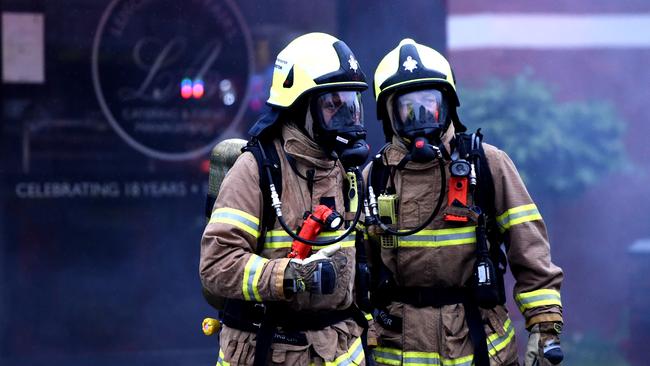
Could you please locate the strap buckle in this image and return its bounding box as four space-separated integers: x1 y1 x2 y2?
251 303 266 328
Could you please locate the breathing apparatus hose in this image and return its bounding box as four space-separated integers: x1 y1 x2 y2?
259 141 364 246
368 147 447 236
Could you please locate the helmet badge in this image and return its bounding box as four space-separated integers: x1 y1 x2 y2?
403 56 418 73
348 55 359 73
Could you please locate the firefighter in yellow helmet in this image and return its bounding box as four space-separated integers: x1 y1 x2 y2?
200 32 372 365
364 39 564 366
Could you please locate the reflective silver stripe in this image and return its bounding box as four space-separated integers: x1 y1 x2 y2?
487 319 516 356
373 321 515 365
341 338 364 366
496 204 542 231
212 212 259 231
217 349 230 366
242 255 267 301
399 226 476 247
373 348 402 365
440 355 473 366
515 289 562 312
210 208 260 237
403 354 440 365
264 230 356 249
324 337 364 366
498 208 539 225
400 231 475 243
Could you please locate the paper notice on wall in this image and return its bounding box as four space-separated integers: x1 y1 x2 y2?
2 12 45 83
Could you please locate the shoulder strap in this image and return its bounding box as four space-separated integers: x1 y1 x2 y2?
453 130 497 233
463 130 508 302
369 144 392 196
243 138 282 253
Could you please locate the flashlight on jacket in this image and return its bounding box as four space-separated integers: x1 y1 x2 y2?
288 205 342 259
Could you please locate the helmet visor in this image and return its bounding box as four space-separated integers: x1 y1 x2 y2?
393 89 448 134
313 91 364 131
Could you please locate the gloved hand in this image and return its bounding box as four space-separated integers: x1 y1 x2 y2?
525 322 564 366
284 244 341 295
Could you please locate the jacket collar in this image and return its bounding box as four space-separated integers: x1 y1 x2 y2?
281 122 337 169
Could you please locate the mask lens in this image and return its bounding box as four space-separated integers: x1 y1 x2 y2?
394 89 447 132
315 91 363 130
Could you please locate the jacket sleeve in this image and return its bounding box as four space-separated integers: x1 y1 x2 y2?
486 146 564 328
199 151 291 302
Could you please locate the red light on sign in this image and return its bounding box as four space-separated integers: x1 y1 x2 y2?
181 78 205 99
181 78 193 99
193 79 205 99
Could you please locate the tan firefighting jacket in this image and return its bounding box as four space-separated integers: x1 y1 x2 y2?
200 122 366 366
365 125 563 366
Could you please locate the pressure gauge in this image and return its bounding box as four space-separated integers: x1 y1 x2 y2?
450 159 471 177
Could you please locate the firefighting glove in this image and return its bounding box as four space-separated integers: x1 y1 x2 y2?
284 244 341 295
525 322 564 366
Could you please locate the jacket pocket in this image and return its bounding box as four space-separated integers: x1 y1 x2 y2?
375 303 403 349
482 306 518 366
270 342 311 365
310 319 365 365
219 325 256 365
441 303 470 358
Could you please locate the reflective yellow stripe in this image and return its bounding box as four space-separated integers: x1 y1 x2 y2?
441 354 473 366
263 230 292 249
241 255 268 301
487 318 515 356
374 319 516 366
496 204 542 232
364 312 374 321
217 349 230 366
374 347 402 365
515 289 562 312
210 208 260 238
404 350 443 365
313 231 356 250
398 226 476 248
324 336 364 366
264 230 356 250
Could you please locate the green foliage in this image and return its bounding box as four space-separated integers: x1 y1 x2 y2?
458 73 627 199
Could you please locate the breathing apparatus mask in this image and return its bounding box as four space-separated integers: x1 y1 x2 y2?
309 90 369 168
391 88 449 163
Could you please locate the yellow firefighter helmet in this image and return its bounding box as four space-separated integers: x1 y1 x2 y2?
373 38 464 135
267 32 368 108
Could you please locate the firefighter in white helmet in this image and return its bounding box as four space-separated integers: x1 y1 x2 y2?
364 38 564 366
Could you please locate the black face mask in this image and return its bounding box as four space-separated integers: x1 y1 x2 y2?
310 91 369 167
392 89 449 162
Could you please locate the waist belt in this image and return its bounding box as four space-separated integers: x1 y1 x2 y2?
393 286 472 308
222 299 368 332
223 299 368 366
376 286 490 366
374 287 470 331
